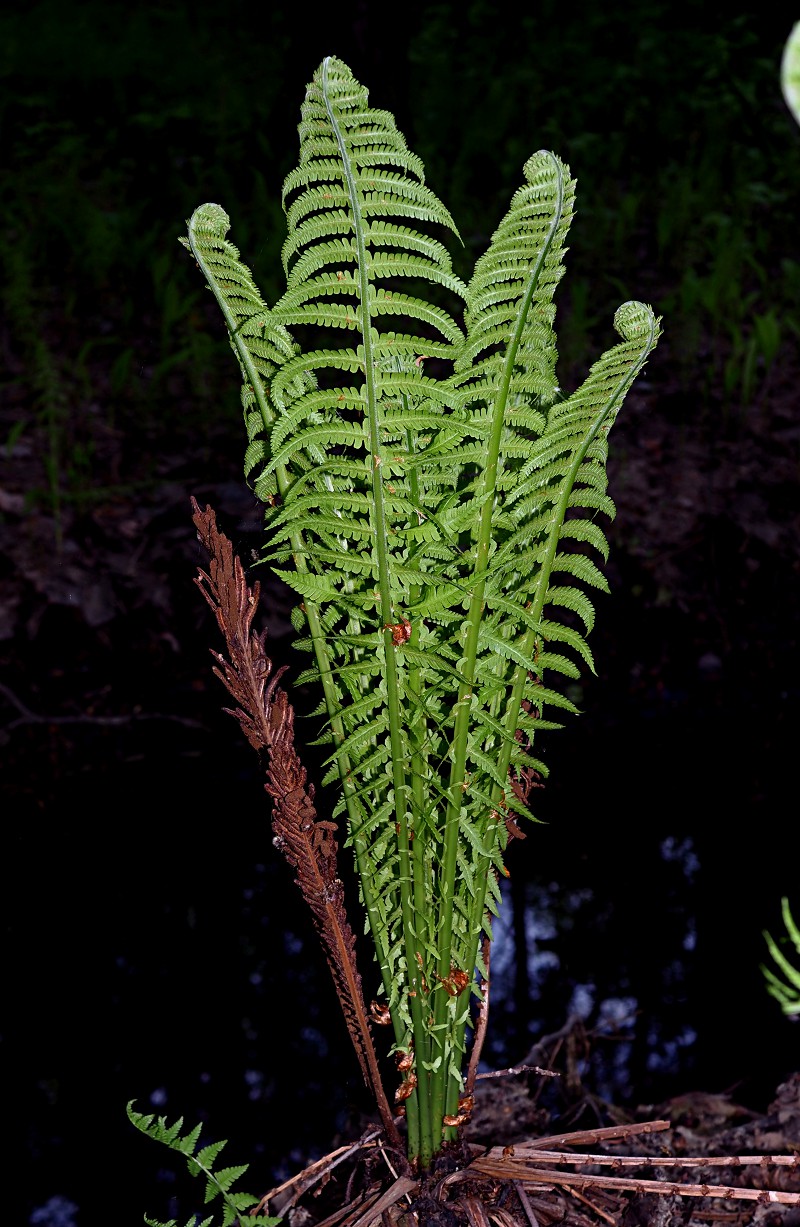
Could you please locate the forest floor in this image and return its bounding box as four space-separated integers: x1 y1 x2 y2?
250 1030 800 1227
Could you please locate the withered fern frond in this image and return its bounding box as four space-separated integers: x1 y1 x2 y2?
191 498 401 1152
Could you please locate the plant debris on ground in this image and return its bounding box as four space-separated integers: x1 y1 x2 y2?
252 1064 800 1227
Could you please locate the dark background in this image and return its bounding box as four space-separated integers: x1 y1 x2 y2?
3 3 800 1224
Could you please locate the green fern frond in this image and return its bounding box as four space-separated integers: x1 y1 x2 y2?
181 202 315 510
454 150 573 399
127 1102 282 1227
762 898 800 1017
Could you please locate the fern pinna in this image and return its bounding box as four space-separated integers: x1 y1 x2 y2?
182 55 661 1168
127 1103 282 1227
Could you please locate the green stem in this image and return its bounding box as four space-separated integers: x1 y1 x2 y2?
429 173 565 1138
322 57 432 1166
404 427 434 1121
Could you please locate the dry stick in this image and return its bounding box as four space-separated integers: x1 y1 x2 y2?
513 1180 542 1227
468 1158 800 1205
476 1064 559 1082
310 1194 375 1227
516 1151 800 1169
469 1116 800 1211
524 1120 672 1149
378 1139 402 1183
463 1193 494 1227
347 1176 419 1227
191 499 402 1154
454 954 553 1134
522 1015 585 1070
490 1207 528 1227
254 1130 383 1214
317 1189 382 1227
563 1185 617 1226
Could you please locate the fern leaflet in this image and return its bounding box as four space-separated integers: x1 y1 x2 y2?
127 1102 281 1227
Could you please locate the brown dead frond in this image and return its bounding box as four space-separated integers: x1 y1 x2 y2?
190 498 401 1154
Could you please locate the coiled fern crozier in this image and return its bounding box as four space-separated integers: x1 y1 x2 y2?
180 56 661 1170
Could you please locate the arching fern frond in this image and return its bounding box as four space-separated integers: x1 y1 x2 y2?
762 898 800 1017
127 1103 282 1227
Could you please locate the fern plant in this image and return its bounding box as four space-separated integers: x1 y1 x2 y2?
762 899 800 1019
178 56 661 1171
127 1103 282 1227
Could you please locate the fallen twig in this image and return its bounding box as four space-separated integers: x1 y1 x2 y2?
254 1128 382 1214
309 1190 376 1227
476 1064 560 1082
463 1193 494 1227
563 1184 616 1225
348 1176 418 1227
463 1116 800 1214
513 1180 542 1227
469 1157 800 1205
525 1120 672 1149
513 1149 800 1169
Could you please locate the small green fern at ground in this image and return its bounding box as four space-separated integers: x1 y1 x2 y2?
127 1103 282 1227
